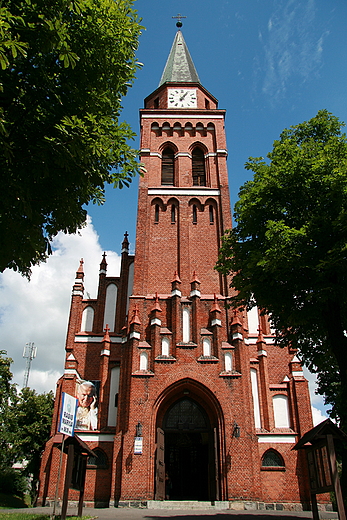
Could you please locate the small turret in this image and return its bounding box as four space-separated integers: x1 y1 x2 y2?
99 252 107 276
121 232 129 255
72 259 84 296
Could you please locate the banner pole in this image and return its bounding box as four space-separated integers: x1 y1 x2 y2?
51 435 65 520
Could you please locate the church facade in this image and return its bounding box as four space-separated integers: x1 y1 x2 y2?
38 29 317 510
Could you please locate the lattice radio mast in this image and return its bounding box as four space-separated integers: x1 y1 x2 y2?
23 342 37 388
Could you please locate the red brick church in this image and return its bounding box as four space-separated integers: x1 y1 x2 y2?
38 27 316 510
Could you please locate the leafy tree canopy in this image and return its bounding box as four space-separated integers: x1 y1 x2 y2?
217 110 347 427
0 0 143 277
0 350 17 446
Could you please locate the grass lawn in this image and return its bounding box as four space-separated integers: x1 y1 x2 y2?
0 515 87 520
0 515 51 520
0 495 88 520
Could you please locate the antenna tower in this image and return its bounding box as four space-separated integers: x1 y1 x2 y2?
23 342 37 388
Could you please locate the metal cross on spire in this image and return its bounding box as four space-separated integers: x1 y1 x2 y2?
172 13 186 28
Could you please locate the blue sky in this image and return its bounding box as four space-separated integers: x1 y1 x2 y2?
1 0 346 423
88 0 347 254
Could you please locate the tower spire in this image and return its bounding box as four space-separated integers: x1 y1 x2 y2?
159 29 200 86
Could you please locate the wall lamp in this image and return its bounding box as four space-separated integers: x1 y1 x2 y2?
233 421 241 438
136 422 143 437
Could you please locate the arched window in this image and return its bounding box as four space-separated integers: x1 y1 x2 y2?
192 147 206 186
273 395 290 428
261 449 285 468
103 284 117 332
250 368 261 429
87 448 108 469
182 306 190 343
203 337 211 356
126 261 134 315
164 398 209 430
171 204 176 223
224 352 232 372
140 351 148 371
154 204 159 223
81 306 94 332
209 205 214 223
247 306 259 335
107 366 120 427
161 147 174 185
192 205 197 224
161 337 170 356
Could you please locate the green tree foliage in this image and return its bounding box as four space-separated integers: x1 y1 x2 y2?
0 0 143 277
0 350 17 466
217 110 347 430
0 351 54 501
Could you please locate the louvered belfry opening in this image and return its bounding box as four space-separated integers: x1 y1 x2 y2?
192 147 206 186
161 147 175 185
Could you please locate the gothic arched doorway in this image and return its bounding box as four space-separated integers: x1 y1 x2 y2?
157 397 217 501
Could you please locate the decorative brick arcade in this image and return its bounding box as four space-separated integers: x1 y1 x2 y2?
38 28 324 511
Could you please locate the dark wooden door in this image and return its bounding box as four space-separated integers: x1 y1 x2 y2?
155 427 165 500
214 427 220 501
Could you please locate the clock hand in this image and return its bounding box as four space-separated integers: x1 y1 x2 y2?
179 91 188 101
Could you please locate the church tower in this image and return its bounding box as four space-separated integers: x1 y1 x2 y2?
38 25 319 510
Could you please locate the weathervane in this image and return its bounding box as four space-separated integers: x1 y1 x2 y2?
172 13 186 28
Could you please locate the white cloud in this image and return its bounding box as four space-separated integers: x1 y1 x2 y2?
0 217 120 394
303 367 329 425
256 0 328 104
312 406 328 426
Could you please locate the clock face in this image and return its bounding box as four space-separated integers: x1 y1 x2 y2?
168 88 197 108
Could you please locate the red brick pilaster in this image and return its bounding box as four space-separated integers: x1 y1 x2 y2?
210 293 222 357
257 326 274 431
99 325 111 430
190 271 201 344
171 271 182 352
150 292 162 358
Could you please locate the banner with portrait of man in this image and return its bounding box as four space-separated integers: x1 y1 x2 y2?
75 380 100 431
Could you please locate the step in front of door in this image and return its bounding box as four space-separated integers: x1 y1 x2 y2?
147 500 229 510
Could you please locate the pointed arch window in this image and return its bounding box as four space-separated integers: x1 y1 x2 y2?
87 448 108 469
192 147 206 186
161 147 175 185
103 284 117 332
261 449 285 468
